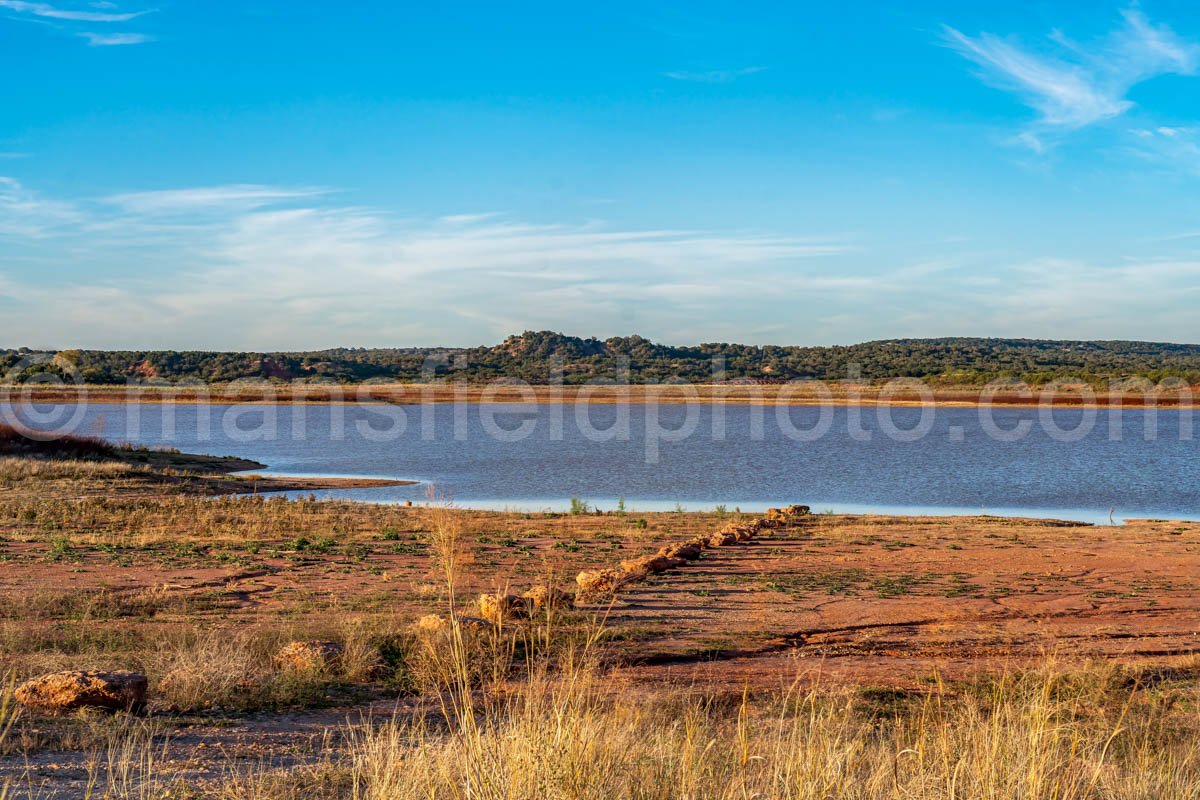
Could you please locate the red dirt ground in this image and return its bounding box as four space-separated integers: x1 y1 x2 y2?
2 508 1197 687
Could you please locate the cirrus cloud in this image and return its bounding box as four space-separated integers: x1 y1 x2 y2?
0 0 154 45
0 0 145 21
0 178 852 348
664 66 767 84
2 177 1199 349
78 31 150 46
944 8 1199 151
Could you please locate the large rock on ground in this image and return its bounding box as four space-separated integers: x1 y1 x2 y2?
708 531 739 547
620 554 684 576
275 640 344 672
521 585 574 611
576 568 635 601
15 670 147 713
477 593 531 623
415 613 449 633
659 543 702 561
732 524 759 542
767 504 811 523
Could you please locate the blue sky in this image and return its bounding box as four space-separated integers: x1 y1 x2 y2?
2 1 1200 349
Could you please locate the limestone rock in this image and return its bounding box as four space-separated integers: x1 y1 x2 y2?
732 524 758 542
521 585 574 610
275 640 344 672
766 504 810 523
15 670 147 713
658 543 702 561
620 554 684 575
477 593 530 623
575 568 633 600
415 614 448 633
708 531 739 547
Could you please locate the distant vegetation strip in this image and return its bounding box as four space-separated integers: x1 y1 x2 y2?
5 331 1200 385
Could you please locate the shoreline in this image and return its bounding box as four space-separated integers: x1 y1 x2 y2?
112 447 418 494
4 383 1197 408
275 498 1198 526
218 474 416 494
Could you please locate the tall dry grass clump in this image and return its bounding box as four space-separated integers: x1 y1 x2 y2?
216 658 1200 800
145 626 365 712
407 495 599 706
148 628 287 711
0 674 13 800
414 496 504 719
82 718 177 800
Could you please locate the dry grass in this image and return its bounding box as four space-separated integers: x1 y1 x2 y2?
2 592 1199 798
5 581 1198 799
0 476 434 548
127 658 1195 799
0 675 12 800
0 455 137 486
148 628 327 712
0 424 116 460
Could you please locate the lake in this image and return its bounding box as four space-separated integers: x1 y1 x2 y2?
7 401 1199 523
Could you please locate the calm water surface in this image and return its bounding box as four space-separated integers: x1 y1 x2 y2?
11 402 1200 523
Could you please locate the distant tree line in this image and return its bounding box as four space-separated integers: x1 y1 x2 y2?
4 331 1200 386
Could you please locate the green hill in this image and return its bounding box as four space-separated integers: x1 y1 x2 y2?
4 331 1200 385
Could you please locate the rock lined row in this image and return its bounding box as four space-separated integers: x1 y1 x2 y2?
418 505 811 627
576 504 810 602
475 584 575 624
412 583 578 634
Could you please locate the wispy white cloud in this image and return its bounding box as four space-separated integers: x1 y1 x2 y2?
0 0 146 22
104 185 331 214
1127 125 1200 175
943 26 1129 129
0 180 850 348
439 212 503 225
6 179 1198 348
970 257 1200 335
78 30 149 45
664 66 766 84
1149 229 1200 243
0 1 153 46
944 8 1199 149
0 176 81 238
